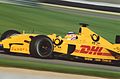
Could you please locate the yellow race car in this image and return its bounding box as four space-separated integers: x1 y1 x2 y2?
0 23 120 63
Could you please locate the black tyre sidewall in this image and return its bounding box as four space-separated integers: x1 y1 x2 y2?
30 35 53 58
0 30 21 53
0 30 21 40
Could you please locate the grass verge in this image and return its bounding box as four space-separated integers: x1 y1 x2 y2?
0 58 119 79
0 3 120 43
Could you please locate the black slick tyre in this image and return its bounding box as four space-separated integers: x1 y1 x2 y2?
0 30 21 53
30 35 54 58
0 30 21 40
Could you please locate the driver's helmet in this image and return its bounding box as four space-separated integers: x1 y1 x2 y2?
65 32 77 40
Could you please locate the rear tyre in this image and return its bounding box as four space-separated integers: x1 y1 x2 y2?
0 30 21 53
30 35 54 58
0 30 21 40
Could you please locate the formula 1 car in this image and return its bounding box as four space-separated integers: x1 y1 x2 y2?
0 23 120 63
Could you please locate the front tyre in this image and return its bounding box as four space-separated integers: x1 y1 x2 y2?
30 35 54 58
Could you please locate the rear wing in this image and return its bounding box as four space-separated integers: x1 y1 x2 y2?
115 35 120 44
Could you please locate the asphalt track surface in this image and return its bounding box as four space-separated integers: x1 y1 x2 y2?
0 1 120 73
41 0 120 12
85 0 120 4
63 0 120 8
0 53 120 72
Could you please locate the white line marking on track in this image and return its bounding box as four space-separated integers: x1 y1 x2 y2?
63 0 120 8
39 3 120 16
0 1 119 16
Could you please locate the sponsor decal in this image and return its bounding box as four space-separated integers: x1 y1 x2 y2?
53 38 63 46
91 34 100 44
11 47 28 51
91 34 100 42
53 37 63 48
75 45 112 56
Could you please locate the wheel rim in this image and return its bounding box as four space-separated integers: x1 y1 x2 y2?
36 38 52 57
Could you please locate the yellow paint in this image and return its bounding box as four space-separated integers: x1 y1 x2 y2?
0 25 120 62
49 25 120 61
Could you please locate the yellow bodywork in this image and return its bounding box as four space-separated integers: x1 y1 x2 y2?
49 25 120 61
1 34 37 54
0 25 120 62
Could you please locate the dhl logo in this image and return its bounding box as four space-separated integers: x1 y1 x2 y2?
75 45 112 56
